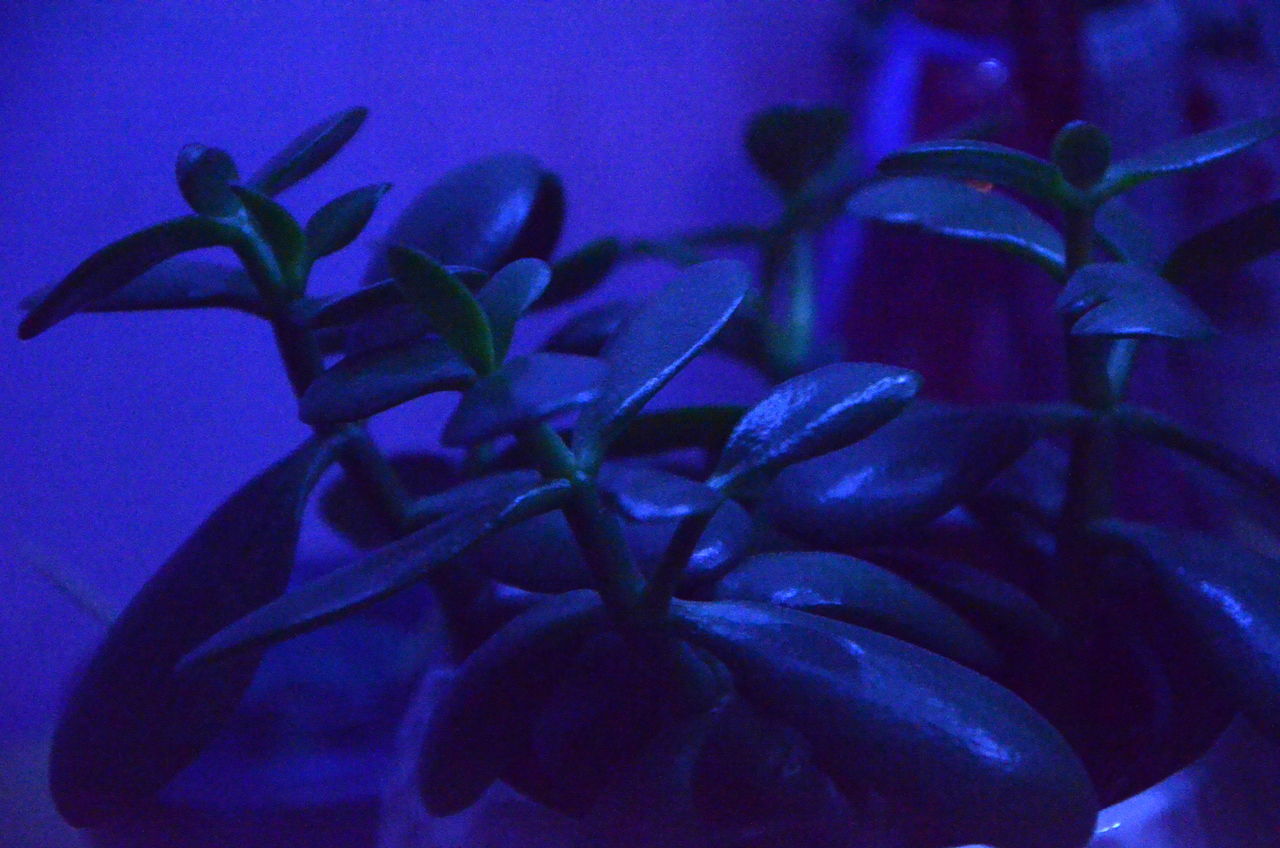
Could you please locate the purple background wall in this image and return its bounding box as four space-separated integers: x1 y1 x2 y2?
0 2 852 841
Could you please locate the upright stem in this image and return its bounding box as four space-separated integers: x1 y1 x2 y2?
764 231 818 378
641 509 715 620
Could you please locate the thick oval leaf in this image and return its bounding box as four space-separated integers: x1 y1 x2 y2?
19 216 239 339
877 139 1064 205
713 552 999 670
248 106 369 197
572 260 750 467
679 499 754 586
598 464 722 522
19 259 263 317
417 589 606 815
765 403 1037 548
304 183 391 259
442 352 605 447
1162 197 1280 284
848 177 1066 277
48 438 338 827
541 236 622 308
366 153 564 278
299 335 474 425
1097 116 1280 199
475 258 552 361
389 245 495 374
745 105 850 194
176 144 241 217
672 600 1098 848
1051 122 1112 190
708 362 921 493
230 185 306 283
305 266 487 334
543 299 632 356
609 404 747 458
1056 262 1214 341
179 479 572 670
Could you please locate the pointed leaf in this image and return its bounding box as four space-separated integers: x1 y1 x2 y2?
598 464 722 523
230 185 306 280
708 362 921 493
389 245 495 373
442 352 605 446
572 260 750 467
19 216 239 339
1057 262 1214 341
176 144 241 217
713 552 999 670
1162 197 1280 284
48 438 338 827
248 106 368 197
745 105 850 194
541 236 622 308
180 479 572 670
672 601 1098 848
848 177 1066 276
19 260 263 317
304 183 391 259
299 335 474 425
877 139 1065 205
475 258 551 361
543 299 632 356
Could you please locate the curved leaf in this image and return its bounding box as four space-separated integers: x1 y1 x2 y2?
476 258 551 361
304 183 391 259
745 105 850 195
598 464 722 523
389 245 495 374
48 438 339 827
1057 262 1214 341
708 362 921 493
409 470 543 522
1162 197 1280 284
543 299 632 356
542 236 622 308
19 260 263 317
19 216 239 339
230 185 306 287
877 139 1064 205
679 499 754 586
609 404 747 458
298 336 474 425
442 352 605 447
848 177 1066 277
175 144 241 218
572 260 750 467
305 266 487 333
672 600 1098 848
248 106 369 197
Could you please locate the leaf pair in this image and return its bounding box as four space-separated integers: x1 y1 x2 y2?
1056 262 1213 341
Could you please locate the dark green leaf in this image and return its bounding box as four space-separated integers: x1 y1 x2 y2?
541 237 622 308
248 106 369 197
1097 116 1280 199
476 258 551 361
765 403 1037 547
305 266 488 331
442 353 605 447
708 362 921 494
417 590 606 815
320 452 456 550
598 465 722 522
230 185 306 291
1095 198 1160 268
304 183 391 259
745 105 850 194
1051 121 1112 190
572 260 750 467
409 470 543 522
671 601 1098 848
680 499 754 586
389 245 495 374
609 405 747 458
1056 262 1214 341
299 336 474 425
712 552 999 670
847 177 1066 277
877 139 1064 205
175 144 241 217
20 260 263 317
543 300 632 356
49 438 338 827
1162 197 1280 284
180 479 572 670
19 216 240 339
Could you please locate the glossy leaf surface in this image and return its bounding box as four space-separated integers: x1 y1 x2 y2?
847 177 1066 276
475 258 551 361
19 216 238 339
543 300 631 356
49 438 338 827
542 236 622 308
304 183 391 259
442 353 605 447
299 336 474 425
877 139 1064 204
1162 197 1280 283
389 245 495 374
19 260 263 317
248 106 368 197
598 464 722 523
175 144 240 217
745 105 850 194
708 362 921 493
672 601 1098 848
572 260 749 466
1056 262 1213 341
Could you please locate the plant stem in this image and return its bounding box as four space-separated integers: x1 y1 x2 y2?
641 509 716 620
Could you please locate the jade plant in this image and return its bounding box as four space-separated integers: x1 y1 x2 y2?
20 103 1280 847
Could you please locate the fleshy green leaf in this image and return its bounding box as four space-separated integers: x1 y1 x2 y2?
1162 197 1280 284
305 266 488 332
19 260 263 317
1097 116 1280 199
304 183 391 259
442 353 605 447
476 258 551 361
765 403 1037 548
877 139 1064 205
598 465 722 523
542 237 622 308
1056 262 1214 341
180 479 572 670
671 601 1098 848
248 106 369 197
543 300 632 357
230 185 307 290
847 177 1066 277
745 105 850 195
175 144 241 218
298 336 475 425
1095 198 1160 268
712 552 999 670
572 260 750 468
49 437 339 827
408 470 543 522
708 362 921 494
608 405 747 458
1051 121 1112 190
389 245 495 374
19 216 240 339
